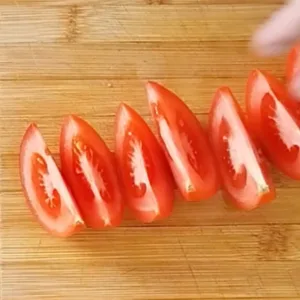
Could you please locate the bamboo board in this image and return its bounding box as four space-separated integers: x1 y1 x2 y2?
1 1 300 299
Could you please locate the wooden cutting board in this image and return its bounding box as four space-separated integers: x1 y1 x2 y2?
1 1 300 299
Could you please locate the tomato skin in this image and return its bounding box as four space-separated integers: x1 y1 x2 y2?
115 103 174 223
20 124 84 237
246 69 300 180
145 81 220 201
287 44 300 84
60 115 124 229
208 87 275 210
286 44 300 119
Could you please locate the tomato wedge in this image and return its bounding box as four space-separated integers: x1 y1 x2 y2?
286 44 300 119
209 87 275 210
19 124 84 237
287 44 300 85
115 103 174 223
145 81 220 201
60 115 124 228
246 69 300 180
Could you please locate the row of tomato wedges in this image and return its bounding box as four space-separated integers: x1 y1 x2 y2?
19 45 300 237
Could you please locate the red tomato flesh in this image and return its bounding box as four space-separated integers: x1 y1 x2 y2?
209 87 275 210
145 81 220 201
60 115 124 228
287 44 300 84
115 103 174 223
246 69 300 180
19 124 84 237
286 44 300 118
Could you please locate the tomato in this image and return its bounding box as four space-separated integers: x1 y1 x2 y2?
115 103 174 223
19 124 84 237
286 44 300 119
208 87 275 210
145 81 220 201
246 69 300 180
60 115 124 228
287 44 300 84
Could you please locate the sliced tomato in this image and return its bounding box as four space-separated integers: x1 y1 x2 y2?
246 69 300 180
286 44 300 119
287 44 300 84
208 87 275 210
145 81 220 201
115 103 174 223
19 124 84 237
60 115 124 228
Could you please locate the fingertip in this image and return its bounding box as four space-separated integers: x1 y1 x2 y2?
251 33 287 57
251 21 289 57
251 0 300 57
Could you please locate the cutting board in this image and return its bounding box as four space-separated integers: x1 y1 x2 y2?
1 1 300 299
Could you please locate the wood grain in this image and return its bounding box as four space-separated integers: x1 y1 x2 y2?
0 0 286 6
0 4 281 43
1 0 300 299
2 187 300 228
2 225 300 299
0 78 287 118
0 42 285 80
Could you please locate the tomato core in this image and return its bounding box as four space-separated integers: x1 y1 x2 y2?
72 137 112 204
260 93 300 163
32 153 61 218
176 116 208 178
122 133 154 199
218 119 247 190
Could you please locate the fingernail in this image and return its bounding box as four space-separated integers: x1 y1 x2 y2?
289 73 300 100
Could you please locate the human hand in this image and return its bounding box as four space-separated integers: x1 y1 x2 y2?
252 0 300 99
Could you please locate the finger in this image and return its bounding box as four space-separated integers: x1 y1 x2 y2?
252 0 300 56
